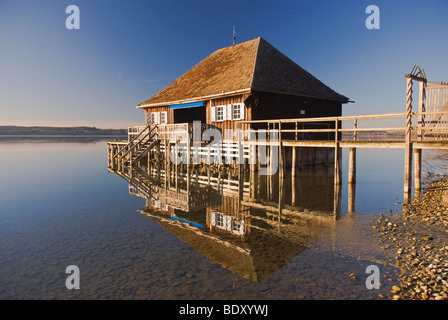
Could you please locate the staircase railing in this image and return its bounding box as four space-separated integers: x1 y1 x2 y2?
121 126 158 160
113 125 157 159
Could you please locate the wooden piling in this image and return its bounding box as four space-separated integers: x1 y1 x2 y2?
348 148 356 184
292 146 297 177
334 119 341 185
348 119 357 184
404 77 413 195
414 148 422 193
279 122 283 180
250 144 257 172
348 181 355 215
291 170 296 206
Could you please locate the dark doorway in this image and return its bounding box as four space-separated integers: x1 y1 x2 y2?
173 106 206 124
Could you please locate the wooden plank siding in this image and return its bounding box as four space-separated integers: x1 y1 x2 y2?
142 91 342 143
207 94 252 141
250 91 342 141
143 106 171 124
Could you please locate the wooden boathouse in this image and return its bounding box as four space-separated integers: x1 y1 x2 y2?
109 37 349 168
137 37 348 136
108 36 448 202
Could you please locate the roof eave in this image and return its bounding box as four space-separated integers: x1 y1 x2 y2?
137 88 253 108
251 88 350 104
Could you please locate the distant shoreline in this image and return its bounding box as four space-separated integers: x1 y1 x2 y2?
0 126 127 136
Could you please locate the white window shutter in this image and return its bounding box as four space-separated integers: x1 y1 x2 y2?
161 111 168 124
227 104 232 120
210 211 215 226
156 112 161 124
222 105 227 121
226 216 231 231
210 107 215 122
240 104 245 120
150 112 156 124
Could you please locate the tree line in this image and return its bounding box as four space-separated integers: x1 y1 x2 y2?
0 126 126 136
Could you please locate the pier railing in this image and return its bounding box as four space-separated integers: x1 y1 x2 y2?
237 111 448 143
128 123 221 142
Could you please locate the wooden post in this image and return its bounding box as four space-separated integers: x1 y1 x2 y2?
250 166 256 200
165 141 169 165
348 148 356 184
348 119 357 184
291 167 296 206
187 165 191 194
292 146 297 177
207 166 211 186
238 165 244 210
413 80 425 195
334 184 342 219
279 121 283 180
334 119 341 185
250 144 257 172
404 77 413 195
187 131 191 167
418 81 426 141
175 160 179 192
167 143 171 189
238 129 243 172
278 169 283 217
267 144 271 200
414 148 422 194
294 121 298 141
348 180 355 215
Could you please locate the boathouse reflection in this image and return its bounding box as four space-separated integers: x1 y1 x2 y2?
108 161 346 282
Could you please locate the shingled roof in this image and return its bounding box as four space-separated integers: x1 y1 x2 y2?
138 37 348 108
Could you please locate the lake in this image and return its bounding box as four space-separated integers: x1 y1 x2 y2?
0 136 437 300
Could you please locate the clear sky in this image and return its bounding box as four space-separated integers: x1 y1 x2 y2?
1 0 447 129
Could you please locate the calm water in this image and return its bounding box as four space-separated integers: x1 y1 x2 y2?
0 136 428 300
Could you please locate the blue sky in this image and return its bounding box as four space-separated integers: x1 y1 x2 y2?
0 0 447 129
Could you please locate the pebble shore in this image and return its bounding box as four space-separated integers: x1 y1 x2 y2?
373 178 448 300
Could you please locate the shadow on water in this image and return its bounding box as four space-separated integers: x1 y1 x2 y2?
108 160 347 283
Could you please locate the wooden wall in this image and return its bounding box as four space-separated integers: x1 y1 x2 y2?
206 94 252 140
143 106 171 124
142 91 343 141
250 91 342 120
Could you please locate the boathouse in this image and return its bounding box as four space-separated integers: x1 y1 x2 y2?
137 37 349 140
109 37 352 169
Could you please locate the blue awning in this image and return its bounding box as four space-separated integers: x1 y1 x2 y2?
169 101 205 109
170 215 204 229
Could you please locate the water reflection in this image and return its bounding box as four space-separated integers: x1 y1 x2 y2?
108 161 345 282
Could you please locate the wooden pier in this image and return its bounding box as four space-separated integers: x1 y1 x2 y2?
109 69 448 204
109 109 448 203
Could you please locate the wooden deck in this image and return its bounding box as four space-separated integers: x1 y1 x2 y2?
108 108 448 204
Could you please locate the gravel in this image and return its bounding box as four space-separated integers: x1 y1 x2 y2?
373 179 448 300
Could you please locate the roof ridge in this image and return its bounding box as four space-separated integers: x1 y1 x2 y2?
249 37 262 89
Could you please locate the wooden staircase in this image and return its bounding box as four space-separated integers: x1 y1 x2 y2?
113 125 159 165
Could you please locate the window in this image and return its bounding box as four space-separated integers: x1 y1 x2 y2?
216 105 225 121
150 112 158 125
231 219 243 234
160 111 168 124
211 104 244 122
148 111 167 125
215 212 225 228
232 104 241 120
